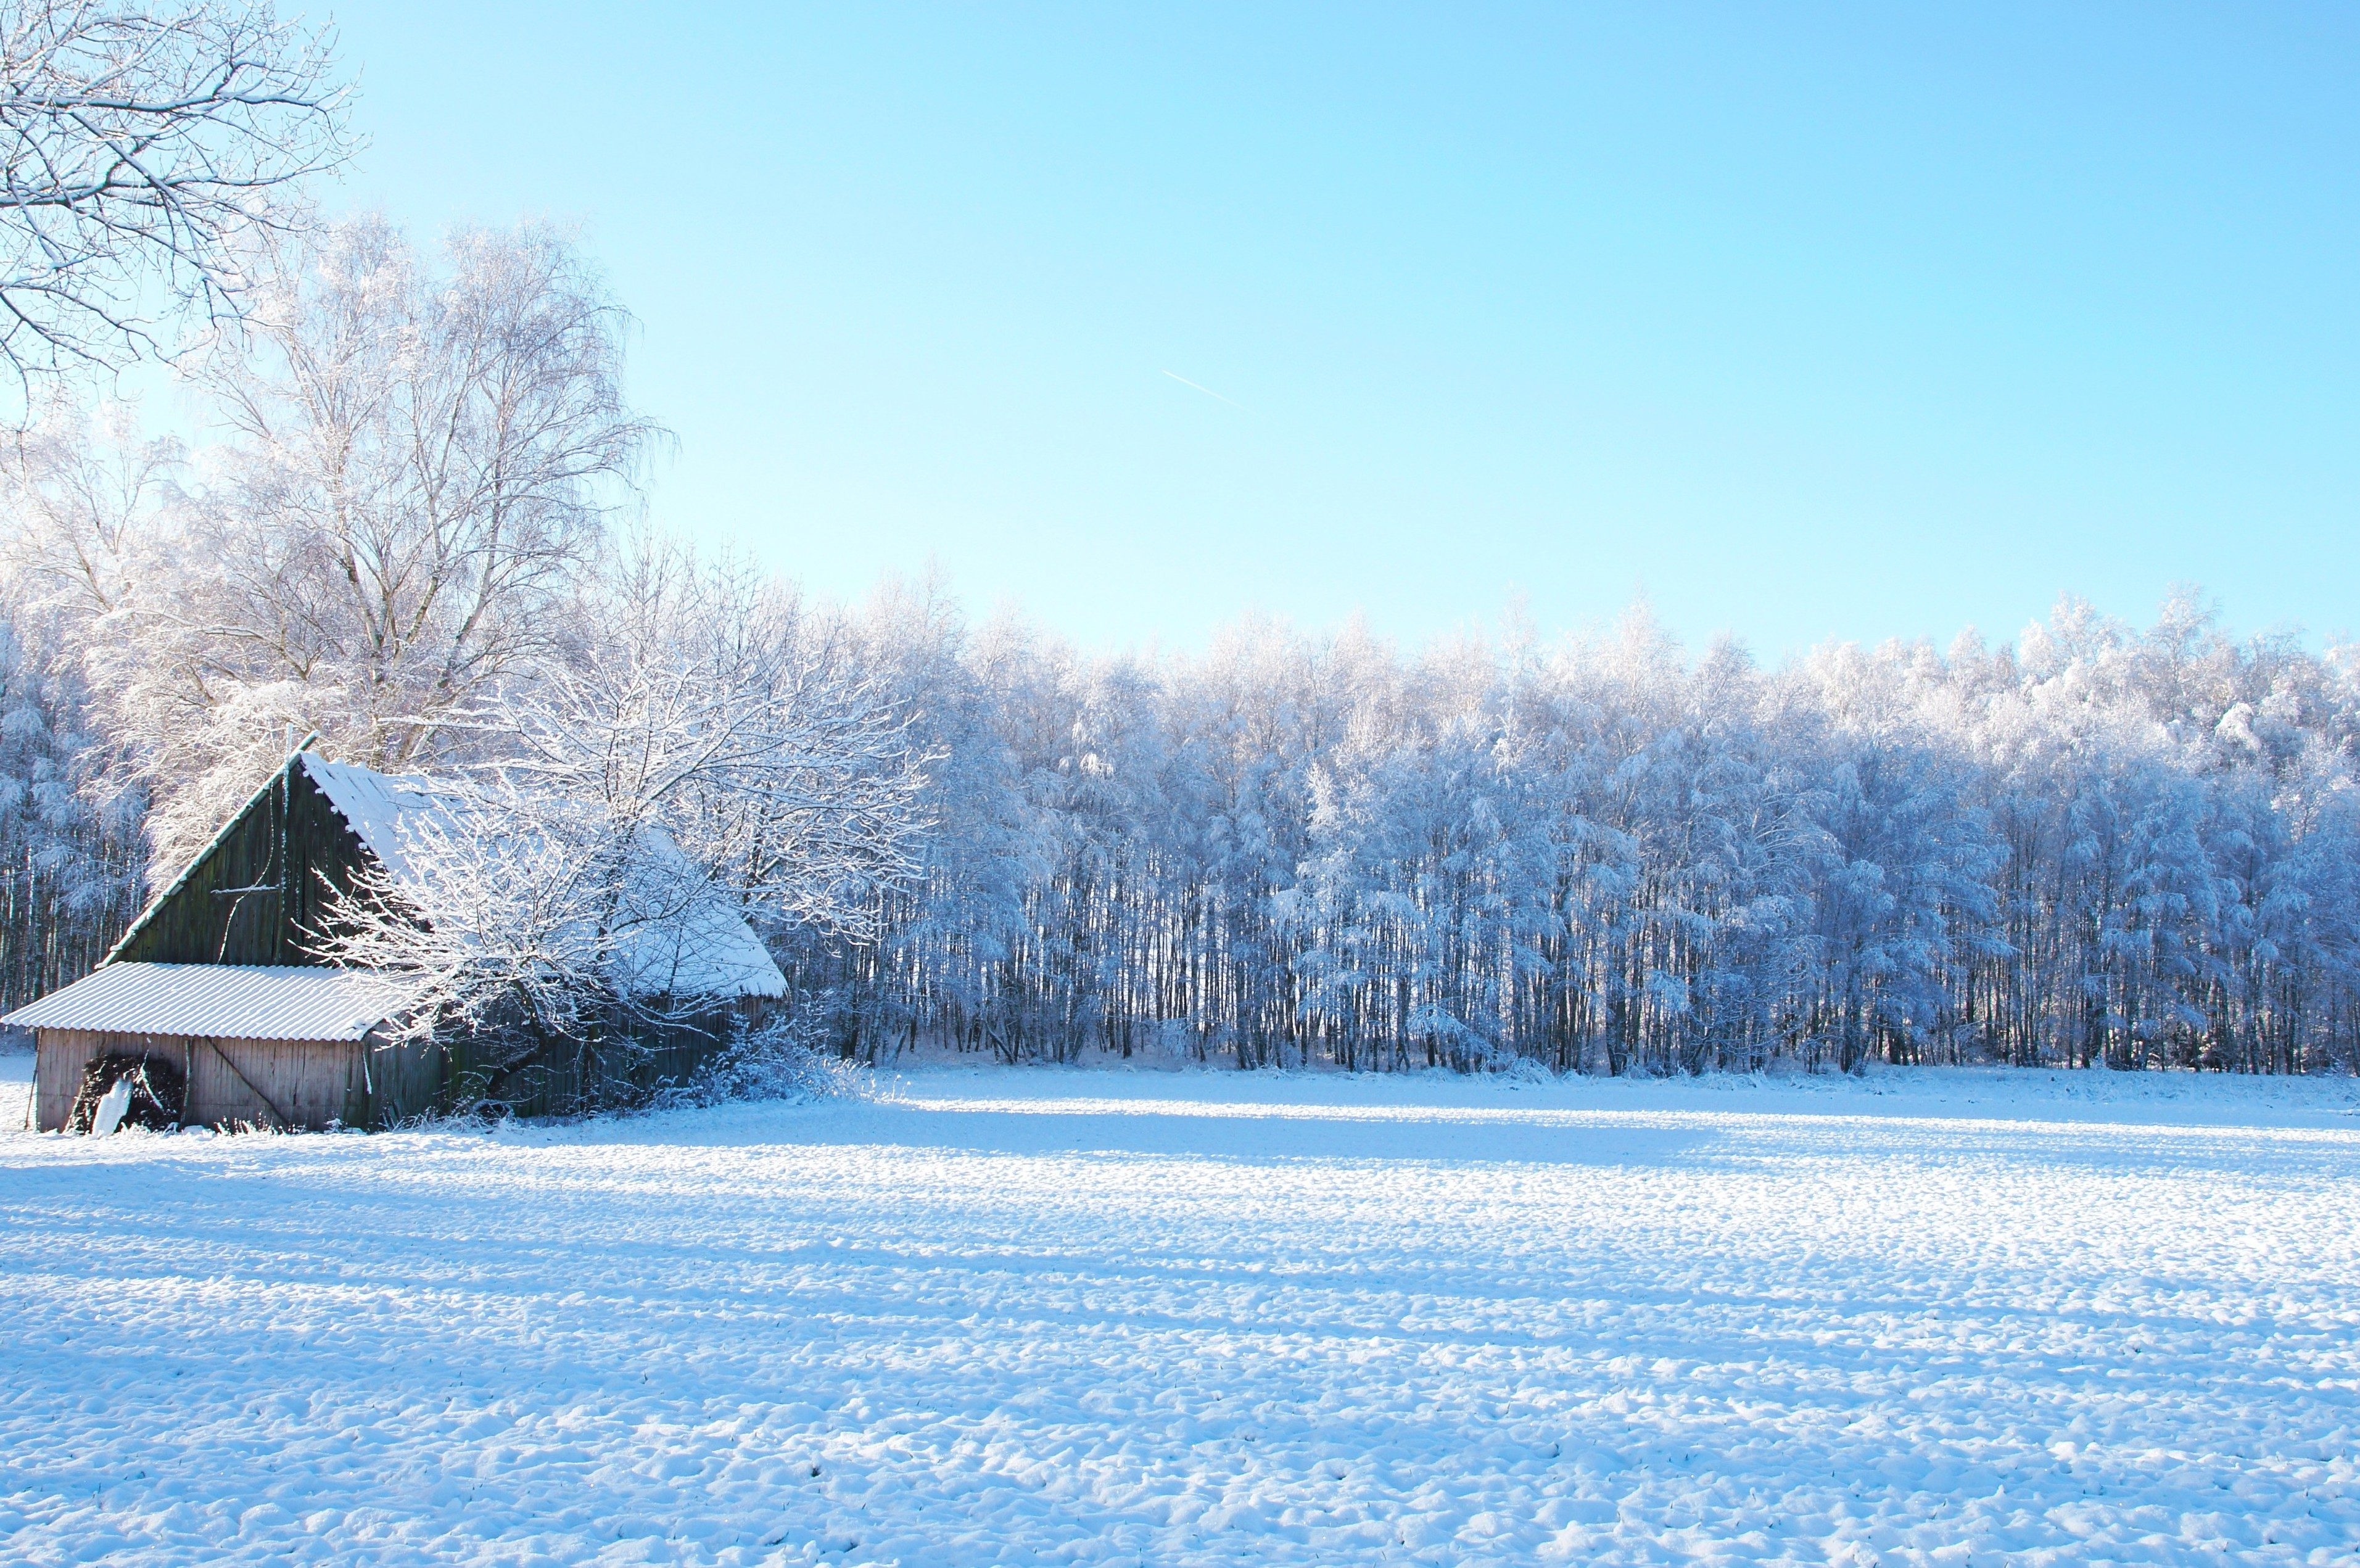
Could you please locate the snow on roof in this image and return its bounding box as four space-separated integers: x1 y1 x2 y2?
301 755 456 890
300 754 786 1000
2 962 416 1041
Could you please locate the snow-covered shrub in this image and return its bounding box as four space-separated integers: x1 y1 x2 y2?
656 1000 868 1110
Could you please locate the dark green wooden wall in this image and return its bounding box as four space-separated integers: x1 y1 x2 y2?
444 1017 733 1118
112 759 371 966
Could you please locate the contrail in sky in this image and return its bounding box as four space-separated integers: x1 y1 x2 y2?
1161 369 1247 411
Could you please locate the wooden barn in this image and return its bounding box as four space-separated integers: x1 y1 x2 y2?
8 748 786 1131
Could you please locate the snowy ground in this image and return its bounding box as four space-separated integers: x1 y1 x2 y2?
4 1055 2358 1566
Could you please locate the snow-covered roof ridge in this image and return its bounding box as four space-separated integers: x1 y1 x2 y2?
299 752 461 890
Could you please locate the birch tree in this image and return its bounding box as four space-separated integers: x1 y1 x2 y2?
116 216 656 869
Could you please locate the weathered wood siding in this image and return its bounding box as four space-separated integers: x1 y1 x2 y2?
34 1028 445 1131
444 1017 737 1119
361 1032 444 1126
111 761 371 967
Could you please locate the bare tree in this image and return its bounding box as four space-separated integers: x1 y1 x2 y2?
112 217 656 869
303 543 930 1097
0 0 350 395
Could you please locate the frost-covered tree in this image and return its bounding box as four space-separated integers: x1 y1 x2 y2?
0 0 350 395
38 217 653 872
0 594 140 1007
476 540 928 943
796 592 2360 1078
305 542 930 1081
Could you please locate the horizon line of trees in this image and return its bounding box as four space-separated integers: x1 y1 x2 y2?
785 588 2360 1077
10 460 2358 1078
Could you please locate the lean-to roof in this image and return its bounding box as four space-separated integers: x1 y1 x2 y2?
2 962 415 1041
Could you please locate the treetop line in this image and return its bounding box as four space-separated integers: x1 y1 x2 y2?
767 594 2360 1077
16 558 2358 1079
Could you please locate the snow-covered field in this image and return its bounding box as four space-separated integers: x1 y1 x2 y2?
4 1056 2358 1566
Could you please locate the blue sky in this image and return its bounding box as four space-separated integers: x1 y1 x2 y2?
308 2 2356 658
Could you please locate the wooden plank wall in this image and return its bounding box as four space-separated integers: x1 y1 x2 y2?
443 1012 746 1118
33 1029 415 1131
112 761 371 967
361 1032 444 1126
35 1001 774 1129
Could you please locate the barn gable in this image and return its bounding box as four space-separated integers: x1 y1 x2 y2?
108 749 374 967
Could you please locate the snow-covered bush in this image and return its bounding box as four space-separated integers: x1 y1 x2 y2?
654 1001 868 1111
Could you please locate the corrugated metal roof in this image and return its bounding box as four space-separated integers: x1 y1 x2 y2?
1 962 418 1041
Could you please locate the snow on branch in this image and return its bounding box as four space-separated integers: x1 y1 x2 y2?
0 0 352 395
302 544 931 1068
300 768 792 1071
456 540 933 944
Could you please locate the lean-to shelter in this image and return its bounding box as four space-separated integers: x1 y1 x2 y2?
9 749 786 1130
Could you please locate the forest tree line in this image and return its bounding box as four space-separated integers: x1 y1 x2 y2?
793 587 2360 1076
